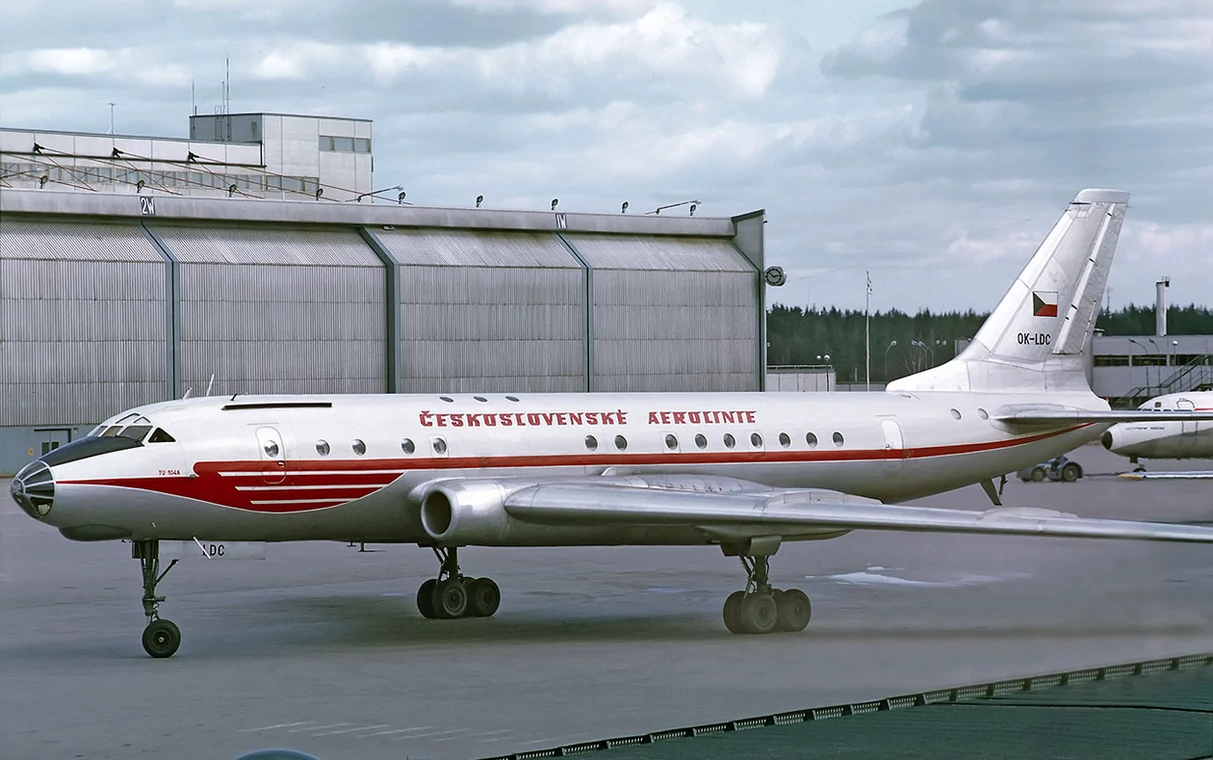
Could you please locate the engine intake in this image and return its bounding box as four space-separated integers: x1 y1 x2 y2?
420 481 514 545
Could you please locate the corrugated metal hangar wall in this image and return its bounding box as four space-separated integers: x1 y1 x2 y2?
0 190 766 474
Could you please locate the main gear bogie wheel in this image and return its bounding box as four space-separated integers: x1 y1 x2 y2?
466 577 501 618
740 591 779 634
434 578 469 619
775 588 811 632
722 590 746 634
416 578 438 619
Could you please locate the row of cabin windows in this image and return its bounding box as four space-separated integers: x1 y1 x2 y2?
586 430 847 452
304 430 849 458
299 408 987 458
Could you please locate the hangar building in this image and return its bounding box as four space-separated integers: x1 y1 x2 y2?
0 189 767 474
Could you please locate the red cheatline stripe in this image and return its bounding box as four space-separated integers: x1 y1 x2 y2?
197 423 1093 473
59 425 1092 513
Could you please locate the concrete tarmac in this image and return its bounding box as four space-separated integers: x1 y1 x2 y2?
1 444 1210 760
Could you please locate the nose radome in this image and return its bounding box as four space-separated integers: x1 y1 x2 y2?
11 461 54 519
1101 431 1114 450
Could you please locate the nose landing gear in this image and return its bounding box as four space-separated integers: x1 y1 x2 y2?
134 539 181 658
722 553 811 635
416 547 501 620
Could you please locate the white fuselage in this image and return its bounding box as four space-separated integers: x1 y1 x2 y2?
1103 391 1213 461
33 389 1107 544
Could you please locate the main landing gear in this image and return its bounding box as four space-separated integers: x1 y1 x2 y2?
722 553 811 635
134 539 181 658
416 547 501 620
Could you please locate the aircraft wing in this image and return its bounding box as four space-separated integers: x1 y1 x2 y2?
503 481 1213 544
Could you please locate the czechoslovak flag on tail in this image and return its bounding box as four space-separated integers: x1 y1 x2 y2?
1032 291 1058 317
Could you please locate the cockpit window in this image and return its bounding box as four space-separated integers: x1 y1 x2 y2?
93 415 156 442
119 425 153 441
148 428 176 443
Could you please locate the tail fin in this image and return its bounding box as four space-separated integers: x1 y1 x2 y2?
889 188 1129 393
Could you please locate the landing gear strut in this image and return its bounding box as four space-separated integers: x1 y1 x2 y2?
134 539 181 658
416 546 501 620
722 552 811 635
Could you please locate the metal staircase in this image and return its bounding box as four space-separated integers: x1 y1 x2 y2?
1116 354 1213 408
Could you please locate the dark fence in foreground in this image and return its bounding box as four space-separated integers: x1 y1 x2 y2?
478 653 1213 760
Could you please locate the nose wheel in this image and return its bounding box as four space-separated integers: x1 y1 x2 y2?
134 539 181 658
722 555 812 635
416 547 501 620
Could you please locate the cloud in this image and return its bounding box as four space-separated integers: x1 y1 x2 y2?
1 47 192 87
0 0 1209 313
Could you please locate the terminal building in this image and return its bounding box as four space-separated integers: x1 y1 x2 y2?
1 112 374 202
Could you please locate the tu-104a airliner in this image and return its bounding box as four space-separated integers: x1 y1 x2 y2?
1104 391 1213 478
12 188 1213 658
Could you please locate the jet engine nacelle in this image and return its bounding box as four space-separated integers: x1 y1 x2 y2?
417 473 783 547
420 480 520 545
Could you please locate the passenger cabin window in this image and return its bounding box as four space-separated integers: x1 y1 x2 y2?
723 433 736 449
750 433 763 448
433 438 448 454
806 432 818 448
585 435 598 451
402 438 415 455
778 432 791 448
264 441 280 457
977 408 989 420
950 408 962 420
316 440 330 456
694 433 708 449
148 428 176 444
352 439 366 456
832 431 845 447
614 435 628 451
665 434 678 450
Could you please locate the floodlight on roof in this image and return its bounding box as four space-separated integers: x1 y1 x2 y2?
315 187 323 200
476 194 484 208
38 175 48 188
689 203 697 216
621 201 629 213
551 198 559 211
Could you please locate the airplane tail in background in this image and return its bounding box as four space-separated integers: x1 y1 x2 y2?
889 188 1129 394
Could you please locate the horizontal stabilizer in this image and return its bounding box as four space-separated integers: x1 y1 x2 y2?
504 482 1213 544
993 405 1213 427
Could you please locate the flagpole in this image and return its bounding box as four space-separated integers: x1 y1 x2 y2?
865 270 871 392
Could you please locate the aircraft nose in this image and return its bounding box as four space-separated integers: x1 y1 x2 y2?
1101 431 1114 450
10 460 55 519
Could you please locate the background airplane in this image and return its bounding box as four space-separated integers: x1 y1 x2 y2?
1104 390 1213 478
11 188 1213 659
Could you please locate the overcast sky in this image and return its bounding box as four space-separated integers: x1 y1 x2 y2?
1 0 1210 314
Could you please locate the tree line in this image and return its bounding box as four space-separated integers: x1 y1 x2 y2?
767 303 1213 384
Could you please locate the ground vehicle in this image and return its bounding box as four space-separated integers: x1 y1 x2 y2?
1017 455 1083 483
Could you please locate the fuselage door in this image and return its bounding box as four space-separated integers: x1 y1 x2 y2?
255 426 287 484
1177 399 1197 436
881 418 905 452
880 418 906 478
